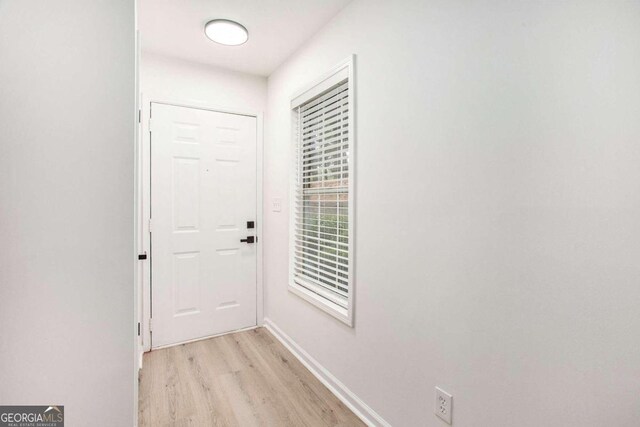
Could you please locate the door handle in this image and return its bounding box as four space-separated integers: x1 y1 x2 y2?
240 236 255 244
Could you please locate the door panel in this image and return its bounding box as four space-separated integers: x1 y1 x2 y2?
151 103 257 348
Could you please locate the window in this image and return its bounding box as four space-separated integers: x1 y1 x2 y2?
289 56 354 326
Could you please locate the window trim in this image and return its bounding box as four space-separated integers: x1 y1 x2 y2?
288 55 355 327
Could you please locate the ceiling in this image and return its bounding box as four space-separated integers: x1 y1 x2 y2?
138 0 352 76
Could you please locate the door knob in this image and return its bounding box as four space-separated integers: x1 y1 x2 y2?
240 236 255 244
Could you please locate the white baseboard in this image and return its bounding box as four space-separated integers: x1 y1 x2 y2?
263 318 391 427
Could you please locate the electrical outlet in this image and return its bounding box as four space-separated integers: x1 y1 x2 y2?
272 198 282 212
435 387 453 424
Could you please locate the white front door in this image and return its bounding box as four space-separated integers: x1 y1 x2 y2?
150 103 257 348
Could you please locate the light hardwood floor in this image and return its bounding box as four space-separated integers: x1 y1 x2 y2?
139 327 366 427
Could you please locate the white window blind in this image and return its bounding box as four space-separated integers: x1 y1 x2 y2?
292 78 351 309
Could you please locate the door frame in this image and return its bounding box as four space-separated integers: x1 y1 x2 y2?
138 94 264 352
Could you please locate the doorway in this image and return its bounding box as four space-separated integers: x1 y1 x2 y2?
148 102 259 349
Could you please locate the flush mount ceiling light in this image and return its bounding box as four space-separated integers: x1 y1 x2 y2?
204 19 248 46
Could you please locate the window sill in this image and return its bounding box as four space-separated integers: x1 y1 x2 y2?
288 281 353 327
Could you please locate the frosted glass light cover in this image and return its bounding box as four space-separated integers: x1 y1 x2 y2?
204 20 248 46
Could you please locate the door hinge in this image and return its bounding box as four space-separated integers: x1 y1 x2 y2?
149 118 153 133
148 318 153 332
138 109 141 123
137 322 141 336
148 218 152 233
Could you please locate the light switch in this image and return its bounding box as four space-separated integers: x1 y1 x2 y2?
272 198 282 212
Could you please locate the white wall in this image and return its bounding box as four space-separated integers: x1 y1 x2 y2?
138 52 267 352
140 51 267 113
264 1 640 426
0 1 136 426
